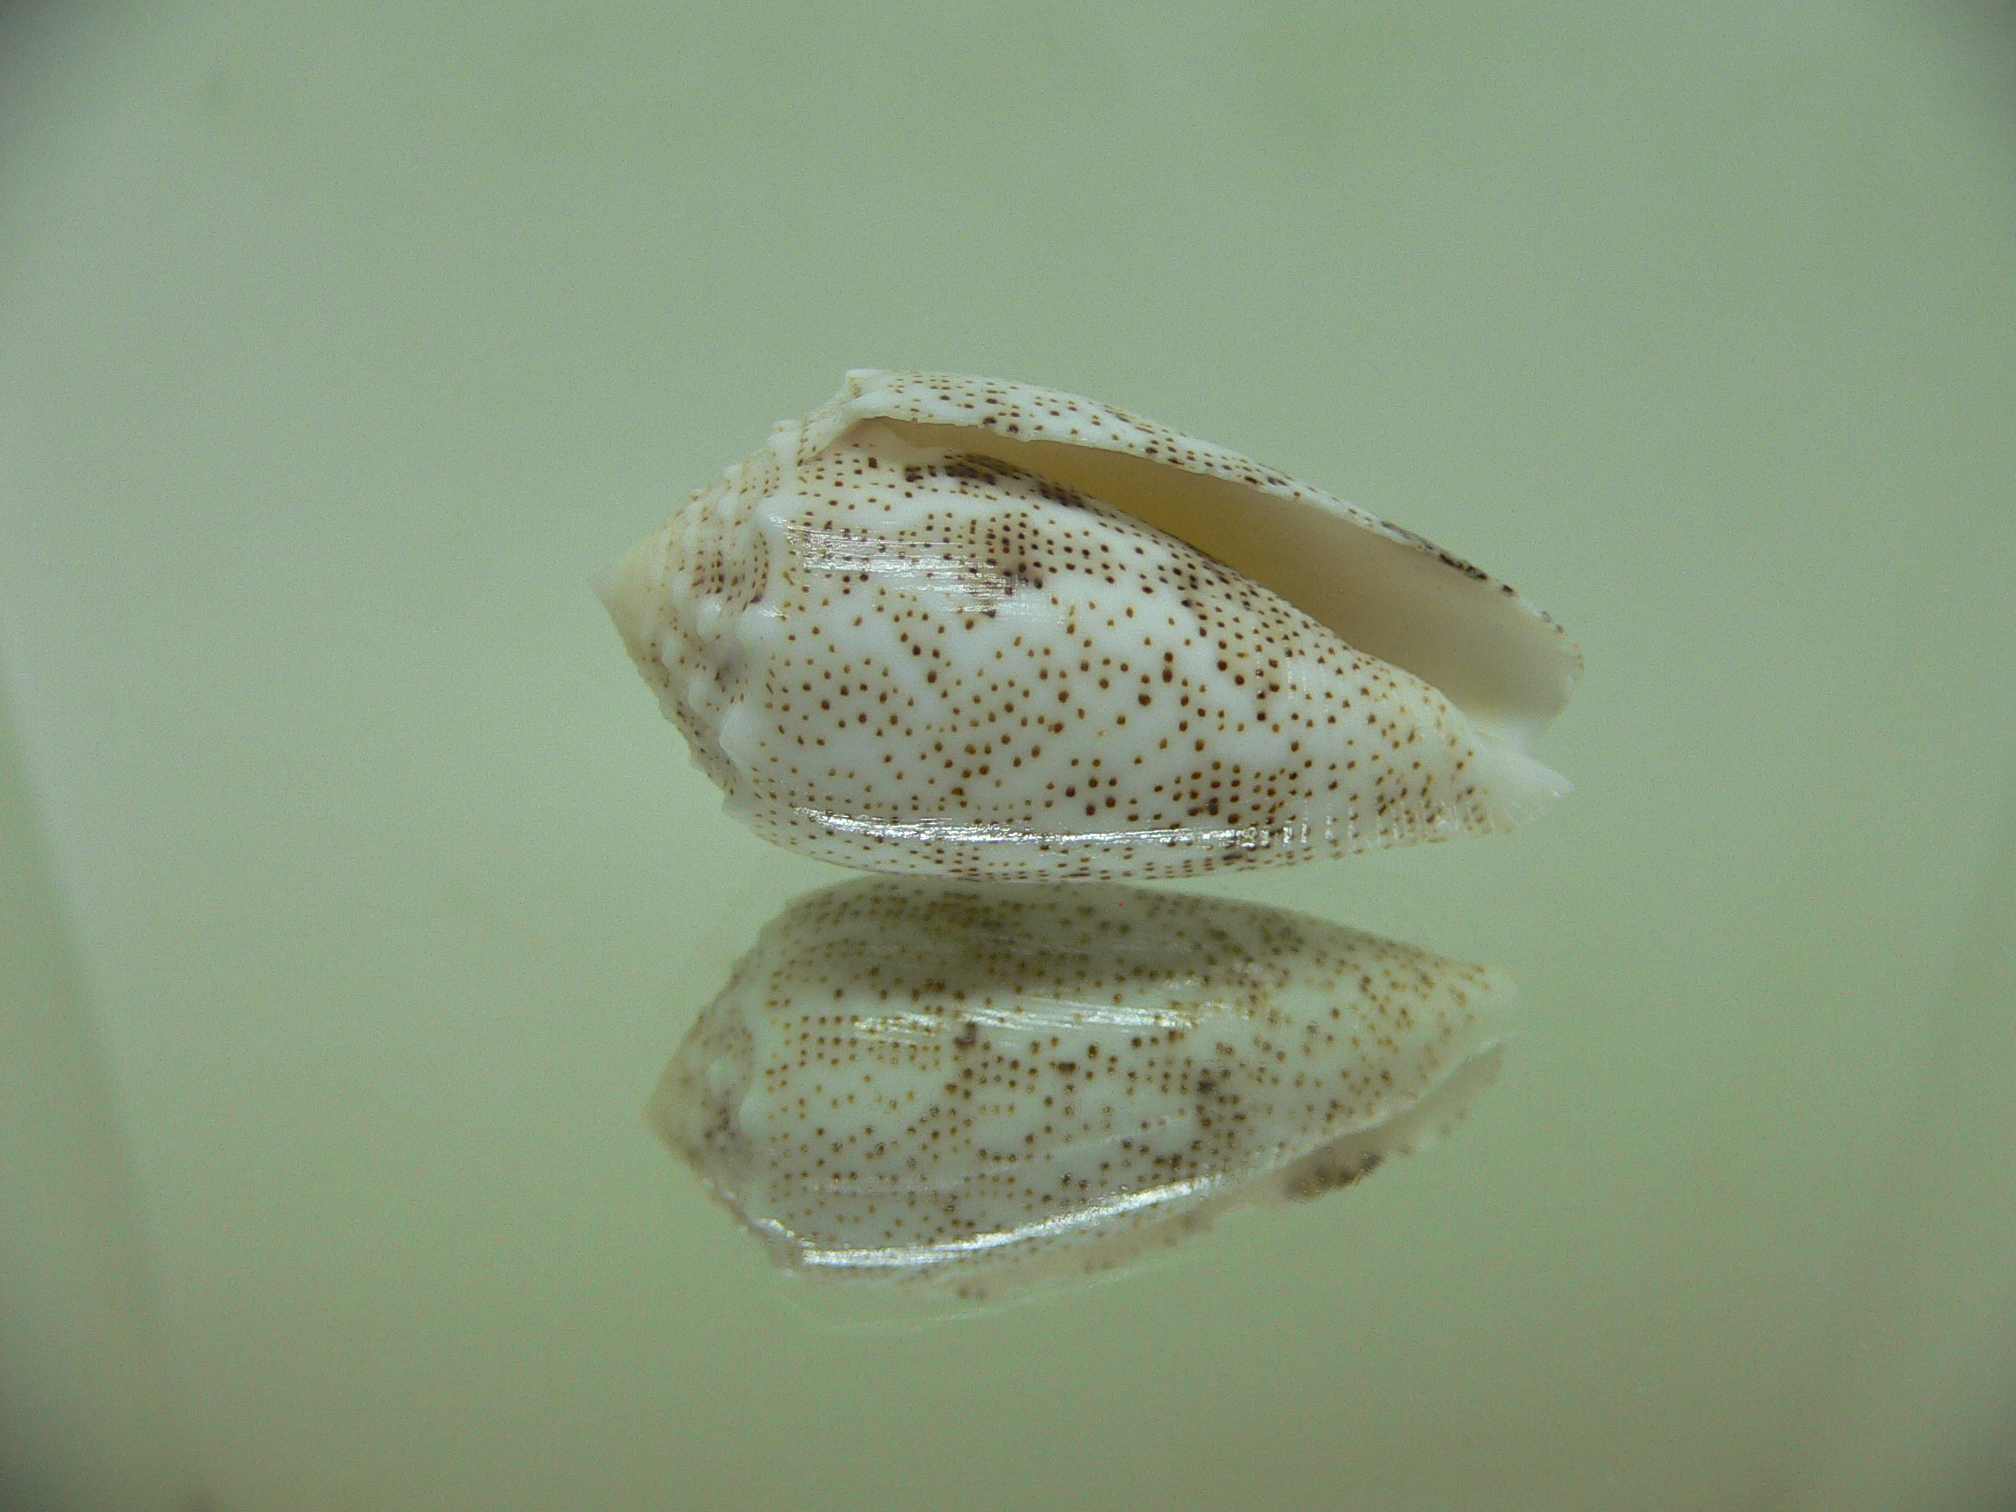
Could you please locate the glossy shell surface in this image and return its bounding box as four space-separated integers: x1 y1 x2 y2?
652 878 1513 1302
602 371 1579 881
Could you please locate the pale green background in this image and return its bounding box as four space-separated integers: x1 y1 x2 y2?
3 2 2014 1509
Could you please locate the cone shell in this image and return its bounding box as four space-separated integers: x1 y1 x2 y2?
602 371 1580 881
652 878 1514 1302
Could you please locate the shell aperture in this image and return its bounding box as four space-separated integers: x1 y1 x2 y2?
652 878 1514 1302
601 372 1579 882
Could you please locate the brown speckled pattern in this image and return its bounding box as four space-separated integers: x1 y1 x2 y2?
806 372 1582 730
605 388 1565 880
653 879 1512 1299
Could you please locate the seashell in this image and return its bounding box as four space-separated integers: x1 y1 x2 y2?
651 877 1514 1303
601 371 1580 881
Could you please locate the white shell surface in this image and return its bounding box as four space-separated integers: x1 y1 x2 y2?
651 878 1514 1302
602 371 1577 882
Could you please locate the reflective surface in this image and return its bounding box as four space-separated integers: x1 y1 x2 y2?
653 878 1511 1301
2 3 2013 1509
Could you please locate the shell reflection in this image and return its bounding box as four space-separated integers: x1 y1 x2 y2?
653 878 1513 1302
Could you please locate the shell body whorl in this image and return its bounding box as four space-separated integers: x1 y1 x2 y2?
602 373 1578 882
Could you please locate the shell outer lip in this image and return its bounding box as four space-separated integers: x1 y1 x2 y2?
801 368 1581 748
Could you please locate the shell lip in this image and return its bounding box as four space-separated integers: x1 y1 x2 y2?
807 369 1581 748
